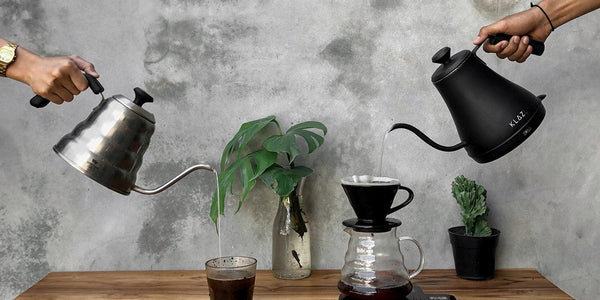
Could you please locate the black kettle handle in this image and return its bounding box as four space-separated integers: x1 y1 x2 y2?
29 73 104 108
481 33 545 56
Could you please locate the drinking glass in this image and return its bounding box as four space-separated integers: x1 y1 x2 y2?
205 256 257 300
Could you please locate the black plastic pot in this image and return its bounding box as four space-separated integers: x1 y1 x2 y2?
448 226 500 280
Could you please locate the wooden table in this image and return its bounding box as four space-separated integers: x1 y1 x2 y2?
17 269 573 299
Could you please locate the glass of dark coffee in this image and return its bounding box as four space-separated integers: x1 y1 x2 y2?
205 256 257 300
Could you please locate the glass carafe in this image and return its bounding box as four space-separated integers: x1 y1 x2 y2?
338 227 424 300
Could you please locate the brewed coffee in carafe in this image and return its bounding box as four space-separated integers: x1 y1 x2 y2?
338 227 424 300
339 176 424 300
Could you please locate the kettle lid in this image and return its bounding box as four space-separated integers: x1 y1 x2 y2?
112 87 156 124
431 47 472 83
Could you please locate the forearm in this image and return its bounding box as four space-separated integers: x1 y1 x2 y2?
539 0 600 28
1 38 41 86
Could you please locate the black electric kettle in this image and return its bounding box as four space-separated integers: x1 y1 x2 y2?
390 35 547 163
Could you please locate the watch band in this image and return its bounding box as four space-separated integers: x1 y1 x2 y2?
0 41 19 77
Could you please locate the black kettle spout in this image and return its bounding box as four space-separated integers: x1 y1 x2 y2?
388 123 466 152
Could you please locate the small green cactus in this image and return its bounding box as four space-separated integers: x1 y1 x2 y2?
451 175 492 237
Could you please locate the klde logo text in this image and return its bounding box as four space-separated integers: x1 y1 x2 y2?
509 111 527 128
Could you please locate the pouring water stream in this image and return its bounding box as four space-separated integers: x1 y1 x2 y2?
378 130 391 177
212 170 222 258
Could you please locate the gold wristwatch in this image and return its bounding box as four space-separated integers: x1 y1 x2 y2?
0 41 19 77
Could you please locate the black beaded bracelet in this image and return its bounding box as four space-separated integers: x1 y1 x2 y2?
531 2 555 31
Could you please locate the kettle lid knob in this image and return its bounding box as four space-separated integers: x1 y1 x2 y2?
431 47 472 83
133 87 154 107
432 47 451 65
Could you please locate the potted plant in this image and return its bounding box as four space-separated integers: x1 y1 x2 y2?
212 115 327 279
448 175 500 280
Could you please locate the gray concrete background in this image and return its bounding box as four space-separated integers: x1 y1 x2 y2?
1 0 599 299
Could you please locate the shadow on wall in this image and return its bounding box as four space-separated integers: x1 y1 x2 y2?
143 16 258 105
320 35 378 100
471 0 520 18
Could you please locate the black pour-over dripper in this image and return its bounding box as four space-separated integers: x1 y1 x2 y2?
341 175 413 232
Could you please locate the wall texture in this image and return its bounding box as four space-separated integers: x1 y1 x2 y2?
1 0 599 299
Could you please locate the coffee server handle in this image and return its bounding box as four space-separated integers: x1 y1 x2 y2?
30 73 104 108
398 236 425 279
485 33 545 56
389 186 414 214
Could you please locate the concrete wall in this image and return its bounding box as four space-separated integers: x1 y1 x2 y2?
1 0 598 299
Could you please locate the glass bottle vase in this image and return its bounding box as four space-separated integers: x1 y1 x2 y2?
272 179 311 279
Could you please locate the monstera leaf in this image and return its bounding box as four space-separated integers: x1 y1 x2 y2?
263 121 327 163
212 116 327 234
259 165 313 197
211 150 277 226
220 116 278 170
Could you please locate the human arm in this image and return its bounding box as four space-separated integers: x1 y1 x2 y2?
1 38 99 105
473 0 600 63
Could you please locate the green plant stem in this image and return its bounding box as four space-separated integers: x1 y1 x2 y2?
288 184 307 238
284 153 307 237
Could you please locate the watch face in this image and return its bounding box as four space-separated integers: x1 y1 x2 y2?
0 48 15 63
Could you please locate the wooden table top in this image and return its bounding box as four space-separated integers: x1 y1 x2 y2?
17 269 573 299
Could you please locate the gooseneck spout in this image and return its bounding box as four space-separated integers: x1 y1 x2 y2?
388 123 466 152
132 164 214 195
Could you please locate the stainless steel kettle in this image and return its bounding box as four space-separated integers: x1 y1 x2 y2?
33 76 213 195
